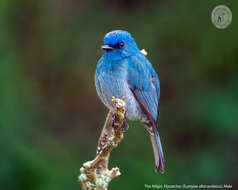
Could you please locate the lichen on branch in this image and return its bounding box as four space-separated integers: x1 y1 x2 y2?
78 96 126 190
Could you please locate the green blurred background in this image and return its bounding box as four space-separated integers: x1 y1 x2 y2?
0 0 238 189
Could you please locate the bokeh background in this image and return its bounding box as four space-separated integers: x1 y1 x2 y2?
1 0 238 189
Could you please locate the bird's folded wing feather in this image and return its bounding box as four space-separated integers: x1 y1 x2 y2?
127 54 160 124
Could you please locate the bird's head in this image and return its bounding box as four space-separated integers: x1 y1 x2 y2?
101 30 139 60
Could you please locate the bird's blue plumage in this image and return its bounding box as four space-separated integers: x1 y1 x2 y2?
127 53 160 122
95 30 164 173
104 30 133 46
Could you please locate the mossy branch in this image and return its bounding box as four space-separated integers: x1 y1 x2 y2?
78 96 126 190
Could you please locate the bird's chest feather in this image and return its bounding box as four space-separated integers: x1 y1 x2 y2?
95 58 139 119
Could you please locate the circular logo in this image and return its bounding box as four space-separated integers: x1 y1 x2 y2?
211 5 232 29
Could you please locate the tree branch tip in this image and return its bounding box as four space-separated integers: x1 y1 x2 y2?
80 167 85 173
109 167 121 177
78 173 87 182
112 97 126 110
83 161 93 168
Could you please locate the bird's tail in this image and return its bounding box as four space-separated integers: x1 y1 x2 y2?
149 126 165 173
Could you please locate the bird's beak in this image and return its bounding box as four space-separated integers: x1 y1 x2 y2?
101 45 114 51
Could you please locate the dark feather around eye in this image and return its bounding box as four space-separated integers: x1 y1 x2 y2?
112 42 125 49
118 42 125 48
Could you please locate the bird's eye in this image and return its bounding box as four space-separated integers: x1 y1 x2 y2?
118 42 125 48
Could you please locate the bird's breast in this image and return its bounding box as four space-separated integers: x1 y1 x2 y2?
95 58 140 120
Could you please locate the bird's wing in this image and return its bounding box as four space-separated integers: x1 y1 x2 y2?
127 53 164 173
127 53 160 125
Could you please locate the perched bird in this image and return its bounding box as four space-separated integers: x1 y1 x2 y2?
95 30 164 173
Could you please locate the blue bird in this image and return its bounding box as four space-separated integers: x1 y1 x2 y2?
95 30 164 173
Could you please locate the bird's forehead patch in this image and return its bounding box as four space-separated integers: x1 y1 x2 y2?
104 30 134 45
